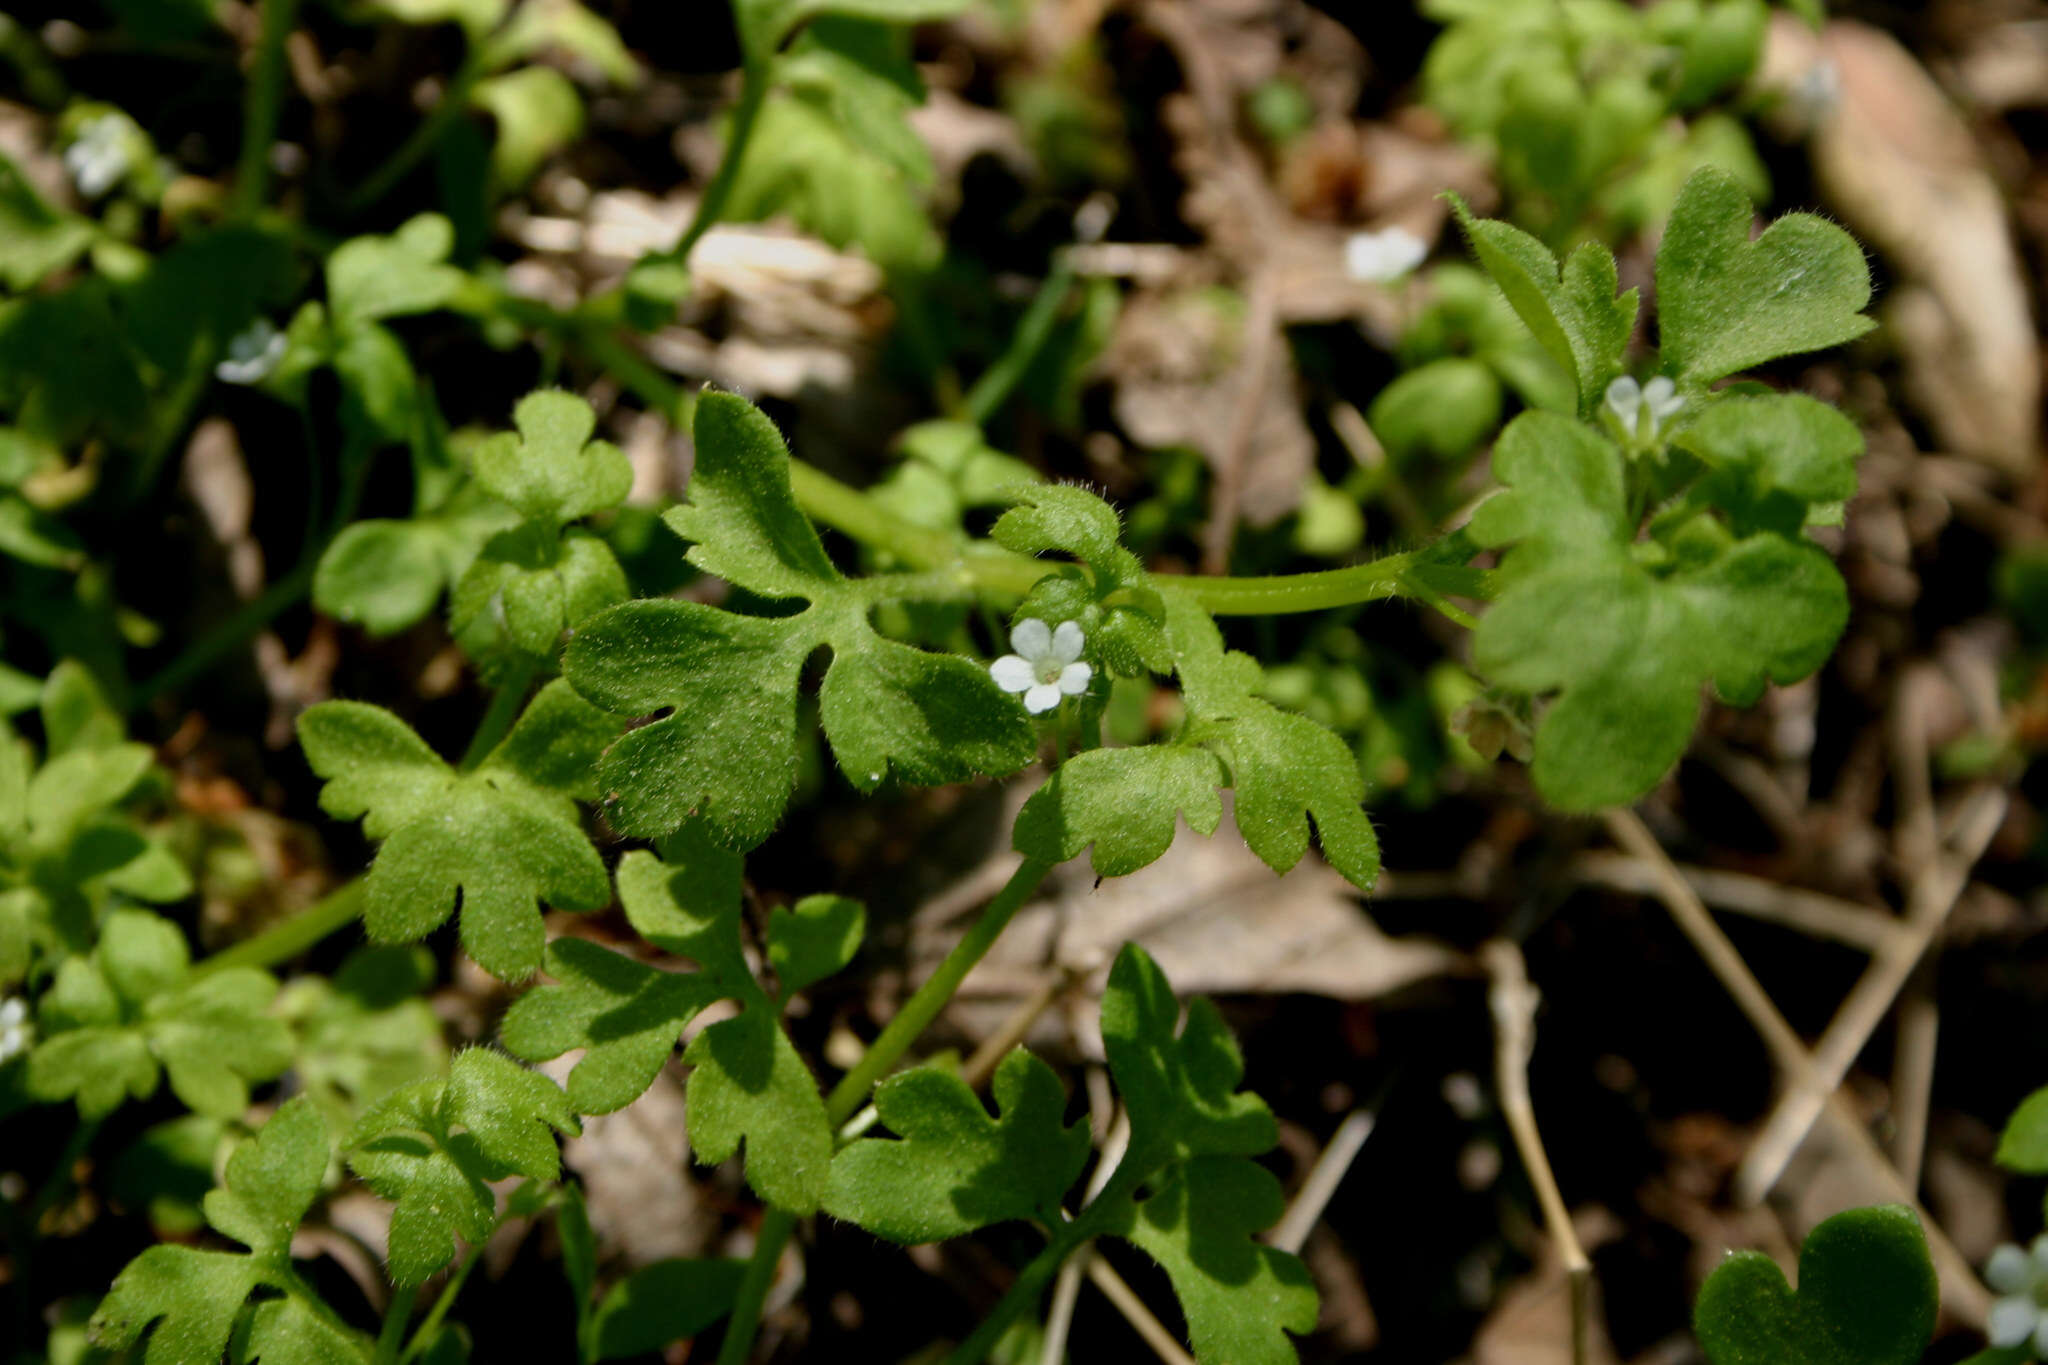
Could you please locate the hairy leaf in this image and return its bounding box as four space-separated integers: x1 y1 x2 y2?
296 693 611 981
1013 745 1225 878
347 1049 578 1285
1694 1205 1935 1365
325 215 465 327
765 894 865 996
567 393 1032 846
502 839 835 1211
26 910 290 1119
470 390 632 527
589 1259 747 1362
1449 196 1638 416
825 1049 1091 1242
1656 167 1873 385
93 1098 368 1364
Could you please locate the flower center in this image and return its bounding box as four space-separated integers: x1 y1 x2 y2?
1037 660 1065 685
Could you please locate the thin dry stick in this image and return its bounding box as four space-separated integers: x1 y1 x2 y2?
1084 1259 1199 1365
962 963 1092 1090
1733 784 2006 1204
1890 965 1940 1191
1602 808 1990 1325
1039 1251 1086 1365
1267 1108 1377 1256
1571 851 1904 955
1482 940 1591 1365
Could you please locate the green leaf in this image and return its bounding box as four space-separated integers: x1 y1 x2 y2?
1080 945 1315 1365
779 18 934 184
1469 412 1851 809
664 392 842 599
472 66 585 189
1159 595 1380 889
1656 167 1873 385
471 390 633 526
1099 1157 1317 1365
375 0 507 36
725 95 940 272
450 524 630 667
326 215 466 328
735 0 973 63
1013 745 1225 878
347 1048 578 1285
1997 1087 2048 1173
993 483 1127 575
589 1260 747 1362
1674 393 1863 537
0 153 94 290
825 1048 1091 1243
296 698 609 981
566 392 1032 846
1100 944 1279 1167
0 282 148 447
26 910 290 1119
766 894 865 996
1694 1204 1936 1365
93 1098 369 1364
502 841 834 1211
278 945 449 1126
1368 357 1503 464
1448 195 1637 416
314 501 520 637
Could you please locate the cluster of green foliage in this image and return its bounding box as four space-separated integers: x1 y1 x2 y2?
0 0 1974 1361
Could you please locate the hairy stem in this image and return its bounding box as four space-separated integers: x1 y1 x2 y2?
398 1245 482 1365
661 62 771 270
372 1284 419 1365
345 47 485 216
715 1207 798 1365
961 252 1076 428
189 879 365 979
458 662 536 771
825 856 1053 1125
232 0 300 220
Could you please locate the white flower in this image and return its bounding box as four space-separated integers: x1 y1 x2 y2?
1344 227 1428 284
64 114 131 199
0 997 32 1065
990 618 1092 715
216 318 286 385
1605 374 1685 442
1988 1237 2048 1354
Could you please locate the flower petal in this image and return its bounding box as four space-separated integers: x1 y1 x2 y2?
1989 1245 2033 1294
1023 682 1062 714
1057 662 1092 695
989 655 1036 693
1050 620 1085 665
1990 1297 2038 1348
1604 375 1641 423
1010 618 1051 661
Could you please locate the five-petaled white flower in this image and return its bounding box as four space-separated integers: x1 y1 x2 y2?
1605 375 1685 442
0 997 32 1066
216 318 287 385
1988 1236 2048 1355
1344 227 1428 284
990 619 1092 715
65 114 131 200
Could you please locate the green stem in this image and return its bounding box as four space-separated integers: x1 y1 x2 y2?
961 253 1076 429
397 1245 482 1365
946 1222 1090 1365
131 557 316 706
232 0 300 221
373 1284 419 1365
345 47 486 216
189 879 365 979
825 857 1052 1126
458 662 536 772
660 62 771 269
714 1207 798 1365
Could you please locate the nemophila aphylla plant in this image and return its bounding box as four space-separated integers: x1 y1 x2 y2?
0 0 1994 1361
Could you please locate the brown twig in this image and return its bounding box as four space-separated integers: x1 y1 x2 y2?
1481 940 1592 1365
1570 851 1904 955
1600 807 1990 1325
1267 1108 1378 1256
